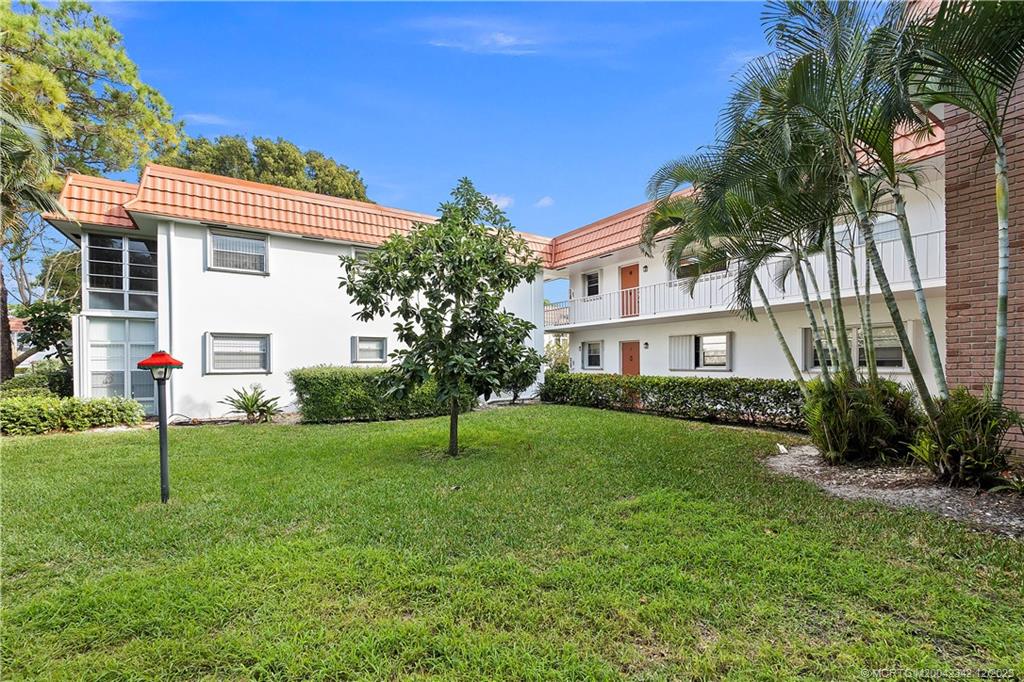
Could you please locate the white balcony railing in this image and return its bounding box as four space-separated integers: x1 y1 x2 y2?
544 229 945 329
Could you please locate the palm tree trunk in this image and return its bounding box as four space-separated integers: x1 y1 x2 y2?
803 256 837 360
849 235 878 383
847 170 937 419
0 264 14 381
892 185 947 397
992 136 1010 402
793 250 831 386
825 226 855 375
754 273 808 396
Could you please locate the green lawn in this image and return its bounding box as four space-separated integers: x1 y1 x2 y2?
3 405 1022 680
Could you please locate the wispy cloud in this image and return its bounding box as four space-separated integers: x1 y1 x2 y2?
407 15 691 60
534 196 555 209
182 112 239 127
487 194 514 210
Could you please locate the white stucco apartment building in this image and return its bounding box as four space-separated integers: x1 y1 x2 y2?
47 126 947 417
46 165 548 418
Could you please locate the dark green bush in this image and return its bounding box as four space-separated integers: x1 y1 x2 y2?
539 372 804 430
910 388 1022 487
1 361 73 398
0 396 144 436
803 373 921 464
288 366 476 423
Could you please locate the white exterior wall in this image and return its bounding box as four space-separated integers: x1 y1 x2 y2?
74 219 545 418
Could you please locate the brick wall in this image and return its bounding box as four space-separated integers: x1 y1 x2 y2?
945 75 1024 452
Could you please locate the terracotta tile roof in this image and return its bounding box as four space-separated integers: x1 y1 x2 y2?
47 164 552 260
8 317 26 333
48 175 138 229
894 120 945 162
546 189 695 269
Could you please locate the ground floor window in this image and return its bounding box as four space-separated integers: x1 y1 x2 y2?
669 333 732 371
207 333 270 373
87 318 156 414
582 341 603 369
803 325 905 370
352 336 387 363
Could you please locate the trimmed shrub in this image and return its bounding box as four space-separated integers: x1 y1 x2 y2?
1 361 73 398
288 366 476 423
539 372 804 430
803 374 922 464
0 396 144 436
910 388 1022 487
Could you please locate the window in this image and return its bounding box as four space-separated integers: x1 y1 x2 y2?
207 333 270 373
669 333 732 371
353 248 373 263
673 257 726 281
88 318 157 414
352 336 386 363
210 230 267 274
858 326 904 368
696 334 730 369
583 272 600 297
803 328 839 370
582 341 603 369
803 325 905 370
86 234 158 312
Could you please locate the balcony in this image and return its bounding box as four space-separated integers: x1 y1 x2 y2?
544 229 945 330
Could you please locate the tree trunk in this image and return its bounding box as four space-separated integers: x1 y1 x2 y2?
846 170 937 419
849 235 878 383
448 396 459 457
793 250 831 386
992 136 1010 403
0 264 14 382
803 256 837 360
825 226 855 375
754 273 807 396
892 185 947 397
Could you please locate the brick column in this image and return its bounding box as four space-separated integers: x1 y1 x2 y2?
945 76 1024 452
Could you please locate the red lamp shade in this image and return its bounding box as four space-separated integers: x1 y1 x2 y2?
137 350 183 380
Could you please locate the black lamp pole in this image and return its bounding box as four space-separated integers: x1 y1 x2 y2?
157 375 170 503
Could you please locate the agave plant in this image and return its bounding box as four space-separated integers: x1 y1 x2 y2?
218 384 283 424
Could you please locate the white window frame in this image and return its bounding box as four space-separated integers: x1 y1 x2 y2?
802 325 909 372
669 333 732 372
582 340 603 370
207 228 269 275
205 332 272 374
582 271 601 298
351 336 387 363
83 232 159 314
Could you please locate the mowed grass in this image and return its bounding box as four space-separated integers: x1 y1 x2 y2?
2 405 1022 680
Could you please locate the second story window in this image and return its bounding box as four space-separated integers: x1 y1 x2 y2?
210 230 267 274
583 272 600 297
86 234 157 312
674 257 727 281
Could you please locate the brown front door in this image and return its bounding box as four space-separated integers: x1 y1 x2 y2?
621 340 640 376
620 264 639 317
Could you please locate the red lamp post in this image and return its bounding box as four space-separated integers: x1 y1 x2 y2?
137 351 183 503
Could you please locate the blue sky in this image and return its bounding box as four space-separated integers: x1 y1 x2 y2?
103 1 769 239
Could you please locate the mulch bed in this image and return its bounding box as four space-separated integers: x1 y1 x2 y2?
764 445 1024 538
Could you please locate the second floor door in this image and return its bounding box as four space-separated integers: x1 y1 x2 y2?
620 264 639 317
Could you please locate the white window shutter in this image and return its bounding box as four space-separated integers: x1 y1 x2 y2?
669 335 694 370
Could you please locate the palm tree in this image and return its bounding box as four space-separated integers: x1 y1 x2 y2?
897 1 1024 402
747 0 940 419
1 97 68 381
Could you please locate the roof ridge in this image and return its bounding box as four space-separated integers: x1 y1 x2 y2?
139 163 437 221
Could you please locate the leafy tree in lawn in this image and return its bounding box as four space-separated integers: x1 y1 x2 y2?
502 347 543 404
160 135 369 201
340 178 540 456
12 299 74 368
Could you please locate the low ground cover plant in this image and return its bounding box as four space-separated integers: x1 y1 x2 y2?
0 395 144 435
803 373 922 465
219 384 283 423
288 366 475 423
910 388 1023 488
539 372 804 430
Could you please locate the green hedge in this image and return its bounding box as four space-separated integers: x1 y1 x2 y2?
1 363 73 398
1 396 145 436
539 372 805 430
288 366 476 423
